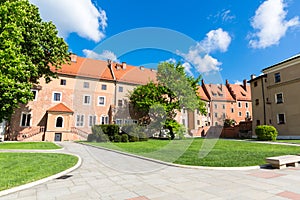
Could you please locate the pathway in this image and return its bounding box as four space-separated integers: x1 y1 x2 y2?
1 142 300 200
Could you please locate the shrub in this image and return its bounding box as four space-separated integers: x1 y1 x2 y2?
164 119 186 140
138 131 148 141
255 125 278 141
96 125 120 142
114 135 121 143
87 133 97 142
96 133 109 143
121 134 129 142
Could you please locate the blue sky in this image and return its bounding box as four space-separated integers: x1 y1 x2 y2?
30 0 300 84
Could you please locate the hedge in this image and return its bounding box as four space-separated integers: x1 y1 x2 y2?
255 125 278 141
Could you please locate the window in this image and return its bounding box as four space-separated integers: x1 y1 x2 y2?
56 116 63 128
101 84 107 90
118 99 123 107
238 112 242 117
98 96 105 106
83 82 89 88
31 89 38 101
275 72 281 83
231 108 234 113
246 111 250 118
238 102 242 108
255 99 259 105
222 113 226 118
277 113 285 124
53 92 62 102
89 115 97 127
276 93 283 104
215 122 218 126
76 114 84 127
245 102 249 108
101 115 109 125
119 86 123 92
20 113 31 127
256 120 261 126
60 79 66 86
115 119 123 125
254 81 258 87
214 104 217 109
182 119 185 126
83 95 91 105
214 113 218 117
222 104 225 109
197 120 200 125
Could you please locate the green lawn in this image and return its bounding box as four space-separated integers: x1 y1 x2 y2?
0 142 61 149
276 140 300 144
83 139 300 167
0 153 78 191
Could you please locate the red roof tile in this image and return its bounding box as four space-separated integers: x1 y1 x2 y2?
197 86 209 101
204 84 235 101
47 103 73 113
228 84 251 101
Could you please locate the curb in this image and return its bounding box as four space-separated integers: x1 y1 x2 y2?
0 153 82 197
79 142 260 171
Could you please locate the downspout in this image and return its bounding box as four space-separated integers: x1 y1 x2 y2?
261 77 266 124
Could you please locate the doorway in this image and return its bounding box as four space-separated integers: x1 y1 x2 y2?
54 133 62 141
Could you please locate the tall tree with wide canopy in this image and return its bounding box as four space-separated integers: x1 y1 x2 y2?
0 0 70 121
129 62 207 137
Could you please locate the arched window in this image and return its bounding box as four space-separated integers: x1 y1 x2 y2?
56 116 63 128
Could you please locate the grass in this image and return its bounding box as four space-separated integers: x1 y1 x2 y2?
83 138 300 167
0 153 78 191
276 140 300 144
0 142 61 149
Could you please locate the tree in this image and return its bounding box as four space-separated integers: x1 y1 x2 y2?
0 0 70 121
129 62 207 137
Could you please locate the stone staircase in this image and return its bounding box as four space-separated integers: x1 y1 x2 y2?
18 126 45 141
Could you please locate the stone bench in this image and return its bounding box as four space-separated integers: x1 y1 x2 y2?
266 155 300 169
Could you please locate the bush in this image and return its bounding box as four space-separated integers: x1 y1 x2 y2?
255 125 278 141
87 133 97 142
121 134 128 143
96 133 109 143
114 135 121 143
164 119 186 140
93 125 120 142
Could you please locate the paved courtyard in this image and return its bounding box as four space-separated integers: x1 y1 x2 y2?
1 142 300 200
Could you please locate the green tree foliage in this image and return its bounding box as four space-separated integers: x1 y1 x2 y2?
255 125 278 141
129 62 207 138
0 0 70 121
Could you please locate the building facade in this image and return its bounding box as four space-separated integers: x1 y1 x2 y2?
249 54 300 138
7 56 252 141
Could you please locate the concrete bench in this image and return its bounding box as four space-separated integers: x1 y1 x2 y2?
266 155 300 169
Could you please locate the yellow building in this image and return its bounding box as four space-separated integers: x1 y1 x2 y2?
249 54 300 138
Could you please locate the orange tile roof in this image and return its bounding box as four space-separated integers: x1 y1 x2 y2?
111 63 157 84
197 86 209 101
51 56 114 81
228 84 251 101
47 103 73 113
205 84 235 101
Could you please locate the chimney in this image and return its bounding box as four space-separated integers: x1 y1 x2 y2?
243 79 247 91
122 62 127 70
225 79 229 86
70 54 77 63
250 74 256 80
140 66 144 71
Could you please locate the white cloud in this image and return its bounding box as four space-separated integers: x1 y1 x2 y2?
83 49 119 62
200 28 231 53
165 58 177 64
221 10 236 22
249 0 299 48
234 80 243 85
30 0 107 42
178 28 230 74
182 62 193 76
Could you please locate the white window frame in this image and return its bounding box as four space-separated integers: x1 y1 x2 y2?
31 89 38 101
238 101 242 108
52 92 62 102
245 102 249 108
275 93 284 104
60 79 66 86
246 111 250 118
83 95 91 105
101 115 109 125
76 114 85 127
238 112 242 117
88 115 97 127
277 113 286 125
97 96 106 106
20 112 32 127
55 116 64 128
